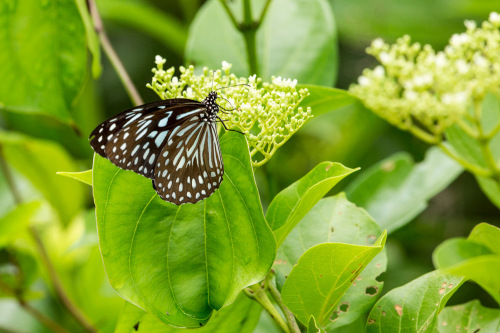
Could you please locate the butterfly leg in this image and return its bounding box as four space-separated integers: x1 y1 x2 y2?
216 116 245 134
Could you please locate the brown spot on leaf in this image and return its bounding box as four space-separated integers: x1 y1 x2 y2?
382 161 395 171
395 305 403 316
326 164 332 171
439 288 445 294
448 284 453 288
382 311 386 316
367 235 376 244
367 318 376 324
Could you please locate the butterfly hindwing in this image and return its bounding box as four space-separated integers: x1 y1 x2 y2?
153 120 223 204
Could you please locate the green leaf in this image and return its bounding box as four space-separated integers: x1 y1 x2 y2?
186 0 338 85
468 222 500 254
0 131 85 225
298 85 362 117
275 194 387 330
97 0 187 57
366 271 465 333
0 0 86 122
476 175 500 209
93 132 275 327
115 293 261 333
432 238 493 269
346 147 463 232
446 256 500 305
75 0 101 78
267 162 356 247
57 170 93 186
0 202 41 247
281 231 386 326
437 300 500 333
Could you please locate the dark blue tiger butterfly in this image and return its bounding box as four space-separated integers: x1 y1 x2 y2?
89 91 231 205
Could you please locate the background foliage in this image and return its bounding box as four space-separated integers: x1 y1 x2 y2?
0 0 499 332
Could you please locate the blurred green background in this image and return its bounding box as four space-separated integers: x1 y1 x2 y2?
0 0 499 331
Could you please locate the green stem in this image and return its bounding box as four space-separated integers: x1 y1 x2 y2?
0 279 69 333
244 284 290 333
241 0 258 75
218 0 239 29
266 277 300 333
88 0 144 106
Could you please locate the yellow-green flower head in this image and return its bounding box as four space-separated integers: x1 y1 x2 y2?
147 57 312 167
350 12 500 135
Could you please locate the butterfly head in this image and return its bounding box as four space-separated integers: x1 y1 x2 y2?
202 91 219 117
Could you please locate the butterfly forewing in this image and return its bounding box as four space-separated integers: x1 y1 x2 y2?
90 94 226 205
153 120 223 204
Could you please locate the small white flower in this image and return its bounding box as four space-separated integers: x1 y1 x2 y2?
379 52 392 64
373 66 385 78
372 38 385 50
464 20 477 30
413 74 433 87
221 61 232 72
434 53 448 67
455 59 470 74
450 33 470 47
489 12 500 25
155 55 166 66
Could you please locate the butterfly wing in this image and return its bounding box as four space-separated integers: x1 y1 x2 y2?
89 99 205 179
153 118 224 204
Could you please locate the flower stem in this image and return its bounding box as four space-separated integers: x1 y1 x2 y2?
88 0 144 106
244 284 290 333
437 142 491 177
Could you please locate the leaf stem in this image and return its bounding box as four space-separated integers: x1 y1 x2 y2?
244 284 290 333
266 276 301 333
218 0 239 29
88 0 144 106
0 146 22 204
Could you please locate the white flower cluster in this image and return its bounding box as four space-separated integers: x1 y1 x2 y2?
350 13 500 135
147 58 312 166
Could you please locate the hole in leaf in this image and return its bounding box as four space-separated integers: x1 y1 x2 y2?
375 272 385 283
329 311 339 322
365 286 378 296
339 302 350 312
330 226 334 233
133 322 140 331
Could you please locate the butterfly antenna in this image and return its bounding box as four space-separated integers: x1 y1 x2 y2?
215 83 251 92
210 71 215 92
217 96 237 113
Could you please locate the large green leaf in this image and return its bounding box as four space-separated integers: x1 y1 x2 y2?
438 300 500 333
114 293 261 333
0 131 85 225
281 231 386 326
275 194 387 330
366 271 465 333
267 162 356 247
186 0 338 85
93 132 275 327
0 0 86 122
346 147 463 232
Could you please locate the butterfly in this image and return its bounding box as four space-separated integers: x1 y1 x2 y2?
89 91 235 205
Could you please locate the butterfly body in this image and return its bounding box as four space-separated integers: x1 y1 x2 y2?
89 92 224 205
